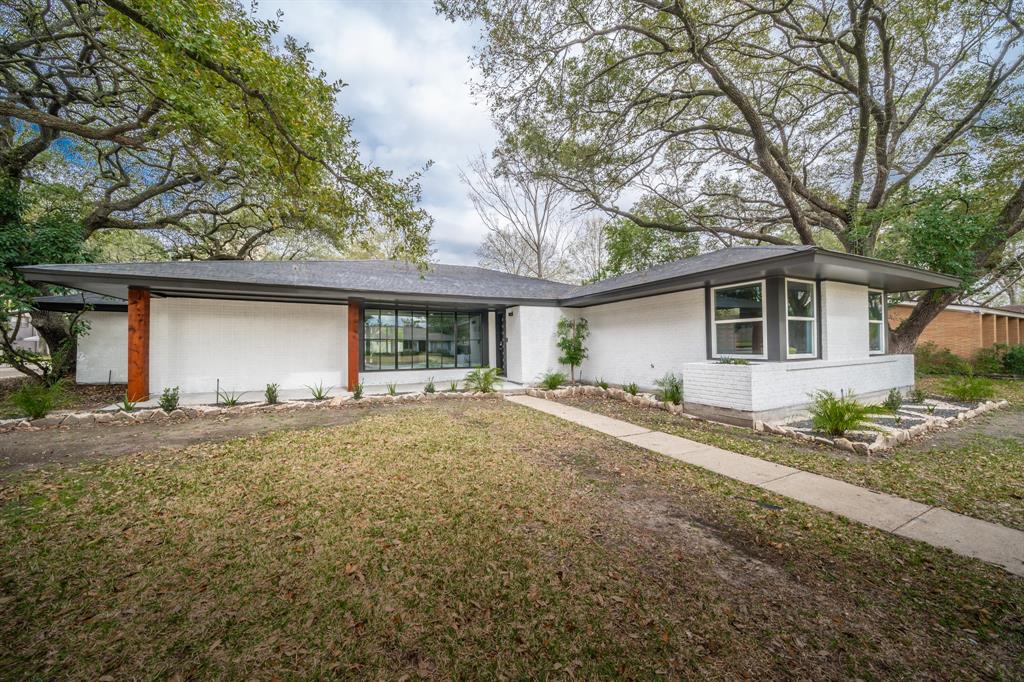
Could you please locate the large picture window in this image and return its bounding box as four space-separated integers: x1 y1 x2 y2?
868 290 885 354
785 279 817 358
712 281 765 358
363 308 484 371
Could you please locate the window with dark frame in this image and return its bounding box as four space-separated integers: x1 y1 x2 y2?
712 281 766 358
363 308 484 371
785 279 817 358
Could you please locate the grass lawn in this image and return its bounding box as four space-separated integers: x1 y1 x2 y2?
556 378 1024 531
1 401 1022 679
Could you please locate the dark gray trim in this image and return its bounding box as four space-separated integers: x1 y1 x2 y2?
765 277 785 362
17 246 961 311
704 286 713 361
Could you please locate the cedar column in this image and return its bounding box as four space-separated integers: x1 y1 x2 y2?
347 301 360 391
127 287 151 401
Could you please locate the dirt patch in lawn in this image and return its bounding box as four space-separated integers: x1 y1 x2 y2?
1 403 1022 679
912 405 1024 445
0 403 435 476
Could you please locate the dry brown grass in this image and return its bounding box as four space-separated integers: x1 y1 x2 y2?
1 402 1021 679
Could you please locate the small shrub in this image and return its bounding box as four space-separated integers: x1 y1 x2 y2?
893 415 903 428
307 381 331 400
352 381 364 400
914 341 970 375
464 367 502 393
386 382 398 396
717 358 750 365
910 387 926 403
424 377 435 393
808 390 875 437
882 388 903 412
925 404 936 416
654 372 682 405
939 375 995 402
623 382 639 396
264 383 279 404
217 389 241 407
972 345 1007 375
449 380 459 392
158 386 180 412
596 377 609 390
1004 345 1024 376
9 381 65 419
117 393 138 413
539 371 567 390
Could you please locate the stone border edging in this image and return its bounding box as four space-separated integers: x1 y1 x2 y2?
755 400 1010 454
526 385 690 415
0 390 509 433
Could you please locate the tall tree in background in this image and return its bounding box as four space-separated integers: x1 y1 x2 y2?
1 0 432 380
462 152 577 281
438 0 1024 351
567 217 608 283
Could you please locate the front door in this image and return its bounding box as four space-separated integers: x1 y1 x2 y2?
495 310 507 377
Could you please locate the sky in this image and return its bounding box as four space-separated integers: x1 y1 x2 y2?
257 0 496 265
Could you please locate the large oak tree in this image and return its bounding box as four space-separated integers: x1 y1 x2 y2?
439 0 1024 350
2 0 432 380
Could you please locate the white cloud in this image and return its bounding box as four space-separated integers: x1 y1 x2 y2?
258 0 495 264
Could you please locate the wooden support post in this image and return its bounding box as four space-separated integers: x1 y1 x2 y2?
347 302 360 391
127 287 150 401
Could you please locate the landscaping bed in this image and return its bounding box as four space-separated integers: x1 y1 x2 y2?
1 402 1022 678
553 390 1024 531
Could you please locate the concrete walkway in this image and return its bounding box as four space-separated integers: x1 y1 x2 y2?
506 395 1024 577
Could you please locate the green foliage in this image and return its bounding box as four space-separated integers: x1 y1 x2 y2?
539 372 566 390
8 381 66 419
1004 346 1024 376
914 342 971 375
423 377 436 394
307 381 331 400
809 390 875 438
601 216 699 278
464 367 502 393
910 387 927 403
717 358 750 365
595 377 609 390
448 380 459 392
971 345 1007 375
264 383 279 404
654 373 682 405
939 376 995 402
117 394 138 413
0 177 92 383
882 389 903 413
352 381 364 400
217 389 241 407
386 382 398 396
623 382 639 396
555 317 589 384
158 387 180 412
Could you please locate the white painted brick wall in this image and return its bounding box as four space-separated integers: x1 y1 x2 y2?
150 298 347 394
578 289 706 389
683 355 914 412
76 311 127 384
821 281 870 360
504 305 566 383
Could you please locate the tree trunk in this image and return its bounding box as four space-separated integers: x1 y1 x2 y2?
29 309 77 379
889 290 959 354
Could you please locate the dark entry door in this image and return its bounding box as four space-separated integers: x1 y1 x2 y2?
495 310 507 377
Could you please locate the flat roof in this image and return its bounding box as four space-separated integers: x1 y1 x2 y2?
20 246 960 308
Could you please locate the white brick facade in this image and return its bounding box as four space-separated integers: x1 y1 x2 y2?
504 305 566 383
150 298 347 394
76 311 127 384
683 355 914 417
821 281 871 360
577 289 706 389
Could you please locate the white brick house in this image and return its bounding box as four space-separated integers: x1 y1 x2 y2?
26 246 957 424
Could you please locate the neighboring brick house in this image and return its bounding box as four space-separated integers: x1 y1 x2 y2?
889 303 1024 358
